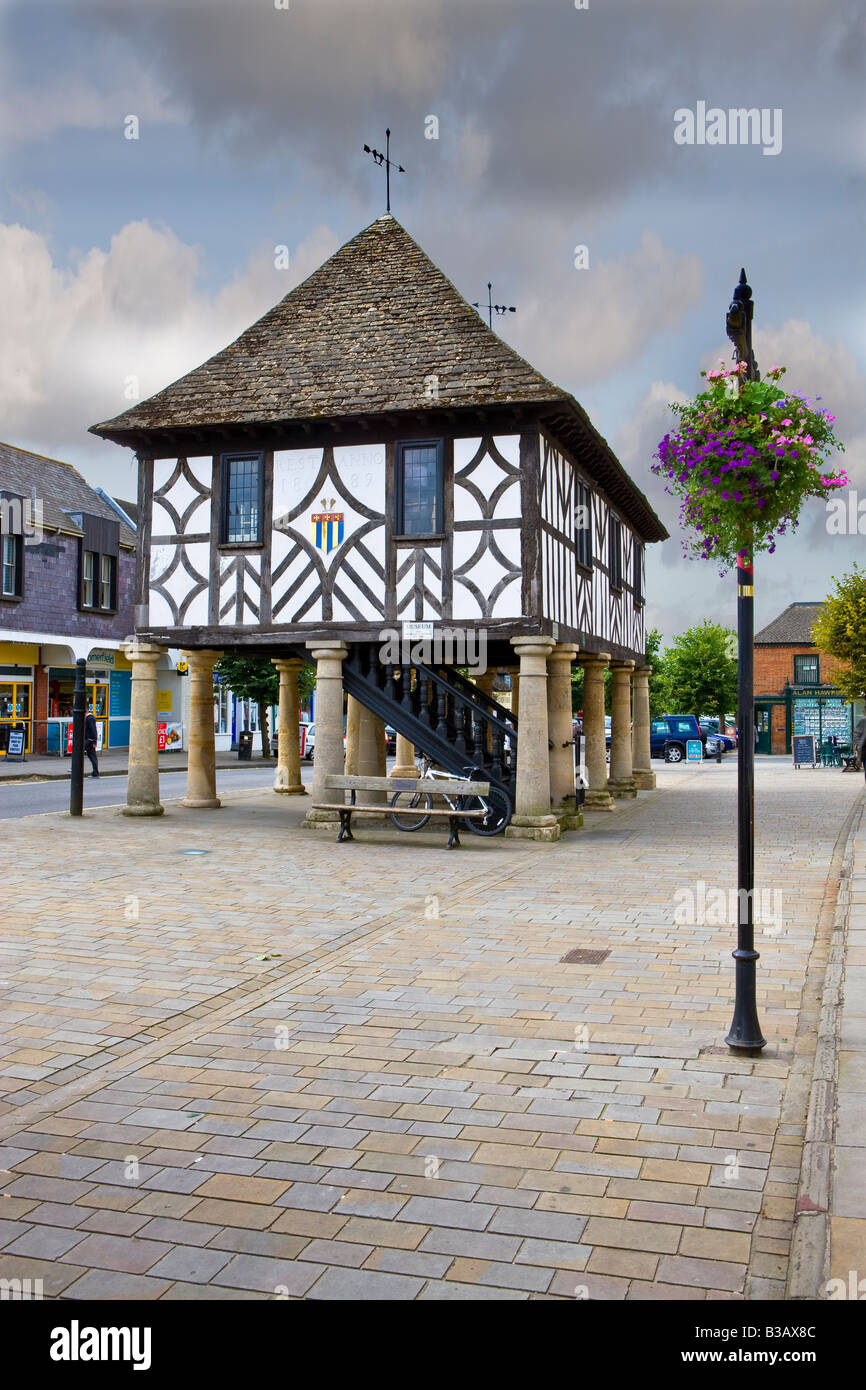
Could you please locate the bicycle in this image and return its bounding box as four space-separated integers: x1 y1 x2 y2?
389 755 512 836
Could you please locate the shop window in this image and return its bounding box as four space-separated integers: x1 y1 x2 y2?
221 453 264 545
575 480 593 570
794 654 819 684
1 533 23 598
609 515 623 591
395 440 444 537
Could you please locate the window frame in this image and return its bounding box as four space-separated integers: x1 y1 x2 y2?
82 549 96 608
575 478 593 572
220 451 265 548
633 538 644 605
0 532 23 601
608 513 623 591
794 653 820 685
394 438 445 540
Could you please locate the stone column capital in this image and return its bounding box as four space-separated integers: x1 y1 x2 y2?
510 636 558 659
272 656 308 674
121 641 167 666
632 664 652 682
182 648 223 670
306 642 349 663
548 643 579 665
579 651 611 670
609 659 635 672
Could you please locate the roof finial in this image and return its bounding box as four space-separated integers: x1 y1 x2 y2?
362 128 406 214
471 280 517 330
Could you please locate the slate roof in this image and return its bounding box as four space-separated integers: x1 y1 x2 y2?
754 602 823 645
90 215 667 542
0 442 136 548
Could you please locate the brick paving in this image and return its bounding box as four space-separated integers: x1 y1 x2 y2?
0 761 861 1300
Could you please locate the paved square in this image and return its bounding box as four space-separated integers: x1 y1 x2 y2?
0 762 860 1299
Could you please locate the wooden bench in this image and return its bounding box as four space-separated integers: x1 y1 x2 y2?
313 773 491 849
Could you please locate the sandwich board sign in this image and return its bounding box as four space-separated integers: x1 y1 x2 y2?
5 728 25 760
686 739 703 762
792 734 817 768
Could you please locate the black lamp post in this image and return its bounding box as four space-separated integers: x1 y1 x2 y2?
724 270 766 1052
69 657 86 817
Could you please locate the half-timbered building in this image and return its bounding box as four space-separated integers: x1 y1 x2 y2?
91 213 667 838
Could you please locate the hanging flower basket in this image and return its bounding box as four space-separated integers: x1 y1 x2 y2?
653 364 846 570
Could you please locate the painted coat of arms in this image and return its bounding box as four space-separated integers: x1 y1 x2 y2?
311 497 344 553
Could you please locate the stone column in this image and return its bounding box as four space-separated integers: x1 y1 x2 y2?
344 695 363 775
121 641 167 817
608 660 637 798
581 653 614 812
505 636 560 842
391 733 417 779
547 643 581 830
510 671 519 720
303 642 348 826
632 665 656 791
357 702 387 808
272 658 306 794
181 648 222 808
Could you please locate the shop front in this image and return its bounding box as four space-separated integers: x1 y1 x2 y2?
757 685 855 756
0 641 38 754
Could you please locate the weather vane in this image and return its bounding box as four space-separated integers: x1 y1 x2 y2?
472 281 517 329
363 128 405 213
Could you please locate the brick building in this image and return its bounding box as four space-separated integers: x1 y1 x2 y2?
0 442 153 754
754 601 859 755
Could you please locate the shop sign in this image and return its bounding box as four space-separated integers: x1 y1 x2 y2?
87 650 115 667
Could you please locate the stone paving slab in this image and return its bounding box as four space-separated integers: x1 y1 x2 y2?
0 762 861 1299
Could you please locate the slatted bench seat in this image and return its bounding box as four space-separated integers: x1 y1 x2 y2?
313 773 491 849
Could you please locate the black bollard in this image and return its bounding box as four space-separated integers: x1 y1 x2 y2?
69 657 86 817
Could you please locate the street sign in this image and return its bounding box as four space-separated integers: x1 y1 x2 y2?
686 739 703 762
792 734 817 768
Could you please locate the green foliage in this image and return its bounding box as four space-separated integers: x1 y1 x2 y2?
654 365 846 571
662 620 738 720
214 655 315 757
644 628 668 718
811 565 866 704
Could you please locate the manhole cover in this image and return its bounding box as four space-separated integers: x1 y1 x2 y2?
561 948 610 965
179 849 211 856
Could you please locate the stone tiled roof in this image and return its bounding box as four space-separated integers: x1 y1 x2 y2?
754 602 823 645
0 441 136 548
89 215 667 543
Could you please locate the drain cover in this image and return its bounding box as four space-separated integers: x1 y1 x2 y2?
561 948 610 965
179 849 211 856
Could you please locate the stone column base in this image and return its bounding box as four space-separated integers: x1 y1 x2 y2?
301 808 341 828
390 765 418 779
181 796 221 809
555 804 583 831
633 770 657 790
121 804 164 818
505 814 561 843
583 788 615 812
273 766 307 794
608 779 638 799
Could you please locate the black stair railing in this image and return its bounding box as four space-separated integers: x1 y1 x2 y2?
342 645 517 822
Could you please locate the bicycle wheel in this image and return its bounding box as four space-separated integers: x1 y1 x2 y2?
460 788 513 837
390 789 433 831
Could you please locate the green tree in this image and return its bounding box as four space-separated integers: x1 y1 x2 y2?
811 565 866 704
662 620 738 723
215 655 315 758
644 628 668 718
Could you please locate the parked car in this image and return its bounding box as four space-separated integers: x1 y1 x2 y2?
302 722 316 760
650 714 706 763
704 733 727 757
700 718 736 750
385 725 397 754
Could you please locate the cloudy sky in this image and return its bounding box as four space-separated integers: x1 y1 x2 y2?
1 0 864 639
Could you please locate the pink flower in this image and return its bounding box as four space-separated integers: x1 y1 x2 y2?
781 418 793 426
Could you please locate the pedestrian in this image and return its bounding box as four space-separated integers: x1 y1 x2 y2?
854 712 866 784
84 703 100 778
